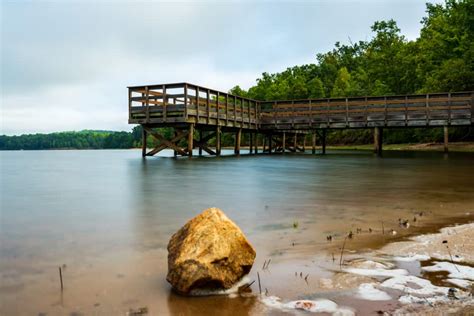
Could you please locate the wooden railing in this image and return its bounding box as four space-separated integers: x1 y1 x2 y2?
128 82 259 129
259 92 473 129
129 84 473 130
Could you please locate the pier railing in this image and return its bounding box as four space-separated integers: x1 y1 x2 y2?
128 83 259 129
129 83 473 130
259 92 473 129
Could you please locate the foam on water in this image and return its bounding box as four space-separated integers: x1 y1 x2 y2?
356 283 392 301
189 275 252 296
381 275 449 296
260 295 355 315
392 254 431 262
343 267 408 277
422 261 474 281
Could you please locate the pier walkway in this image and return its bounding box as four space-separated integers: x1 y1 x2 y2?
128 82 473 157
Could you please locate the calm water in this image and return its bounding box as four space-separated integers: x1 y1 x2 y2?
1 149 473 315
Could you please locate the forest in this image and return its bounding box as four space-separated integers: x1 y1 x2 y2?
1 0 472 150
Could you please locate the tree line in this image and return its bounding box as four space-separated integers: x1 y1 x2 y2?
1 0 472 150
0 130 142 150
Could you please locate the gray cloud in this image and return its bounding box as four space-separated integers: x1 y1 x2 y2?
1 0 440 135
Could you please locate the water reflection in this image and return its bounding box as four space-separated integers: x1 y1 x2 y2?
1 149 473 315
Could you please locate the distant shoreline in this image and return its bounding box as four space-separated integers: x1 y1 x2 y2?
2 142 474 152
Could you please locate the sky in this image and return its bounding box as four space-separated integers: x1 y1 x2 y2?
1 0 442 135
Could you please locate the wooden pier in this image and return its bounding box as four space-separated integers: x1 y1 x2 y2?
128 82 473 157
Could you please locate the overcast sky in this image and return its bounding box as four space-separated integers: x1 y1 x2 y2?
1 0 441 135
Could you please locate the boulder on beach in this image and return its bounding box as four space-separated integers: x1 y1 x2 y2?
166 207 256 295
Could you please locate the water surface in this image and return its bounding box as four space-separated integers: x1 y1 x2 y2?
1 149 473 315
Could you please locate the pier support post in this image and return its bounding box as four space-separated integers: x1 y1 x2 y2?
141 126 147 157
173 130 177 158
282 132 286 153
255 133 259 154
374 127 383 157
216 126 221 156
198 129 203 156
303 135 306 152
312 132 316 154
293 133 297 152
235 128 242 155
249 132 254 154
268 134 272 154
444 125 449 153
321 130 326 155
263 136 266 153
188 124 194 157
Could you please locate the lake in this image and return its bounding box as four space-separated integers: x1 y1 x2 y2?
1 149 473 315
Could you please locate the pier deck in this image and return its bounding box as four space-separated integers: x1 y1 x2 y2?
128 82 473 157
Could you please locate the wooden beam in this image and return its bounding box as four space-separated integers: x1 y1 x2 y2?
142 126 147 157
249 132 253 154
235 128 242 155
322 129 326 155
216 126 221 156
374 127 383 157
188 124 194 157
268 134 272 154
312 132 316 154
293 133 297 152
282 132 286 153
255 133 259 154
144 128 188 156
174 130 178 157
444 125 449 154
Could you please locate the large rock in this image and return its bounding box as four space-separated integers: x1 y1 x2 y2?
166 207 256 294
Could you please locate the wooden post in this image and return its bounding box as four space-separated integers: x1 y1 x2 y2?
263 135 267 153
312 132 316 154
293 133 297 152
249 132 253 154
173 130 177 158
142 126 147 157
282 132 286 153
268 134 272 154
235 128 242 155
374 127 383 156
199 129 203 156
188 124 194 157
444 125 449 153
255 133 259 154
216 126 221 156
322 129 326 155
302 135 306 152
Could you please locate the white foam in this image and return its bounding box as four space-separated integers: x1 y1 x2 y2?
422 261 474 281
446 278 473 289
260 296 354 315
189 275 251 296
350 260 393 269
381 275 449 296
398 294 448 305
392 254 431 262
356 283 392 301
343 267 408 278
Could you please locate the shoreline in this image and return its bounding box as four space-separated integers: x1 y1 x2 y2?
1 141 474 153
258 219 474 315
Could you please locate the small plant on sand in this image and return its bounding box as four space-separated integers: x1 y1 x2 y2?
293 221 299 229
